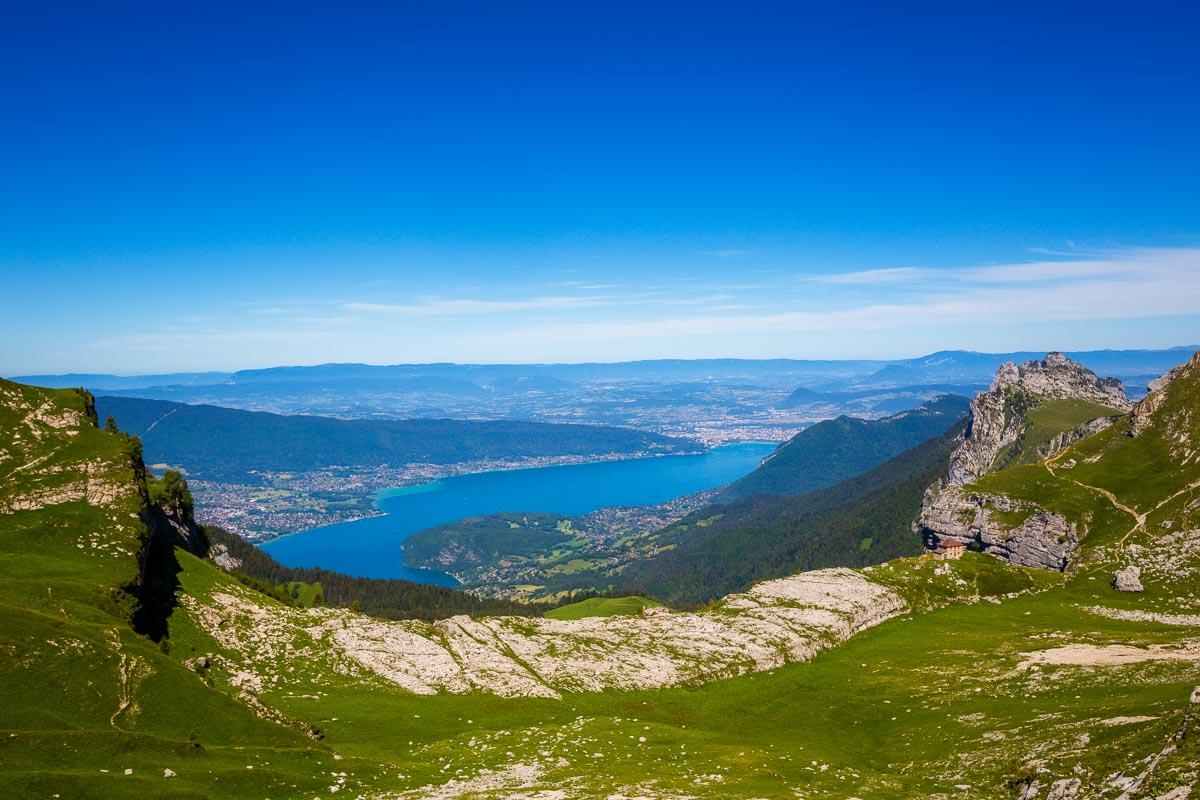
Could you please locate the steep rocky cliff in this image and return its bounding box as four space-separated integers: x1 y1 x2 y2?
1128 348 1200 437
947 352 1130 484
917 353 1131 570
917 484 1077 569
0 378 207 637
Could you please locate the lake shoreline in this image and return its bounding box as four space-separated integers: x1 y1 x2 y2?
263 446 714 544
260 442 775 583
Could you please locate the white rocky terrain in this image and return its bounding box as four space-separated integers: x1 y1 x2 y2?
183 567 906 699
0 382 137 515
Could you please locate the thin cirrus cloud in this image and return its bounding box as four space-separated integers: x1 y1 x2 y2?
342 296 613 316
481 246 1200 346
79 245 1200 364
801 246 1189 287
702 248 760 258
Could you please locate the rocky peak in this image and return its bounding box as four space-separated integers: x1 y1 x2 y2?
948 353 1131 485
918 353 1134 571
1003 352 1129 408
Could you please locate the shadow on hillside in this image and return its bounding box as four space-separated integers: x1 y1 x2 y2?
130 510 208 642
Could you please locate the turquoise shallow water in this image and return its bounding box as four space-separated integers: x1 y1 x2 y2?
261 441 776 583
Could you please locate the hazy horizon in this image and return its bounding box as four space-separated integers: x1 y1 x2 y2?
9 342 1200 381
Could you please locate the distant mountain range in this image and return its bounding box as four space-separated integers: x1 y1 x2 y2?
15 347 1193 394
858 347 1196 388
12 371 234 390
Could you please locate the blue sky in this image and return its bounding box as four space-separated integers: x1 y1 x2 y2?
2 1 1198 373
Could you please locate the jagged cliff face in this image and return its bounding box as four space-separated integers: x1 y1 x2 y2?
918 485 1078 570
947 352 1131 484
918 353 1132 570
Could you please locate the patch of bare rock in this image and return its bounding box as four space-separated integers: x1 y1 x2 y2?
1084 606 1200 627
1017 641 1200 670
188 568 906 699
1111 565 1145 592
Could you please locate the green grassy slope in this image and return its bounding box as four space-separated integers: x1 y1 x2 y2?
164 545 1198 798
543 595 662 620
0 379 364 798
990 397 1126 471
719 394 969 500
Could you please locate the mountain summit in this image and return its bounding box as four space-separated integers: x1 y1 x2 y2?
947 352 1132 485
917 351 1195 571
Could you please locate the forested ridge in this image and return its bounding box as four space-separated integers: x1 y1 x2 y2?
719 394 968 501
614 420 966 606
204 526 558 620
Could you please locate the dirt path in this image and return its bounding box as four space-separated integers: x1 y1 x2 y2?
1044 452 1200 564
1044 457 1145 555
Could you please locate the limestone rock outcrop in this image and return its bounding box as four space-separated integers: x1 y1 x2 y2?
210 543 243 571
918 353 1126 571
185 567 908 699
1111 565 1144 592
916 484 1077 570
948 352 1130 484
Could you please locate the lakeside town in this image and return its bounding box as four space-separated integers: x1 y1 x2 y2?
182 448 735 541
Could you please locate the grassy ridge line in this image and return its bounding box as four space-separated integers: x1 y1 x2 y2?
544 595 662 620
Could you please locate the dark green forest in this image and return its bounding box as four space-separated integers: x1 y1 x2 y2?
719 394 967 501
404 512 574 572
204 526 557 620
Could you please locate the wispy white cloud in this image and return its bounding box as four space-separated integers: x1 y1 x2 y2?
479 247 1200 346
802 246 1188 287
806 266 929 285
89 328 334 352
342 296 613 316
81 245 1200 365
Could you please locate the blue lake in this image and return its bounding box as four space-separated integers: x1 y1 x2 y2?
262 441 776 583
